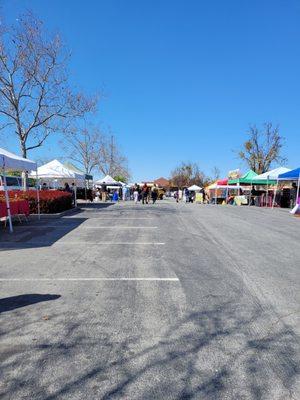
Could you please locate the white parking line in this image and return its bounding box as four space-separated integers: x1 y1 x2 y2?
0 277 179 282
0 242 165 247
19 226 158 229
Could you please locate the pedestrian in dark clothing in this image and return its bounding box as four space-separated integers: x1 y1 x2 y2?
151 184 158 204
142 183 149 204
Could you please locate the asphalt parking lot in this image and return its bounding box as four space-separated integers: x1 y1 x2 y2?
0 201 299 399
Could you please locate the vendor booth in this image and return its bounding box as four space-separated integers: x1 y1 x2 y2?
0 147 37 233
277 168 300 210
253 167 291 207
207 182 249 205
30 160 85 206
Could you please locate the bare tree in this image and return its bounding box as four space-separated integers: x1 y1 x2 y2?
238 123 286 174
170 162 208 188
98 134 130 180
0 13 96 159
211 166 221 181
62 126 104 175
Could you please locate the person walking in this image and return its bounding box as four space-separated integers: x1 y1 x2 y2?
151 184 158 204
174 190 179 203
142 183 149 204
133 186 139 204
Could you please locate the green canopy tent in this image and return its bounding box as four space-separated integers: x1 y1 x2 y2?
228 170 276 186
228 170 276 206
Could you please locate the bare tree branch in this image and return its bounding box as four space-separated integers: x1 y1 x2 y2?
0 12 97 158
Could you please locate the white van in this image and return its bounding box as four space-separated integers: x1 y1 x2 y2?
0 175 22 191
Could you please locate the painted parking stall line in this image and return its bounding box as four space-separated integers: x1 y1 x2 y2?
0 277 179 282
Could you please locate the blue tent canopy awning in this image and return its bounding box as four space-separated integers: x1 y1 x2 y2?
278 168 300 180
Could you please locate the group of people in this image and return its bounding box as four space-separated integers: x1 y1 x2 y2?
174 188 207 203
133 183 159 204
91 183 160 204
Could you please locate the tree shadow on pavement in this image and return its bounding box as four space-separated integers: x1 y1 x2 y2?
1 299 299 399
0 294 61 314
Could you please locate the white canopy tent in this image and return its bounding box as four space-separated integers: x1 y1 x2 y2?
0 147 37 233
254 167 291 181
95 175 122 186
30 160 85 207
188 184 202 191
31 159 84 182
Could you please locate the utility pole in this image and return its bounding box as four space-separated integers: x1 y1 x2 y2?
110 135 114 176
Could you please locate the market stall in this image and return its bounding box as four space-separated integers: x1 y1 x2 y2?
0 147 37 233
277 168 300 210
253 167 291 207
29 159 85 206
207 182 248 205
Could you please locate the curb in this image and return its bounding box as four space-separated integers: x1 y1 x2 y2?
29 207 80 219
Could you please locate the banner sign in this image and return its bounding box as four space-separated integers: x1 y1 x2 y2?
228 169 241 179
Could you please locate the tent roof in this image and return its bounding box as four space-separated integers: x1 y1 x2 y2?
217 178 228 185
228 170 258 184
0 147 37 171
64 162 93 180
207 183 249 190
32 159 84 179
254 167 291 181
95 175 120 185
278 167 300 180
188 184 202 191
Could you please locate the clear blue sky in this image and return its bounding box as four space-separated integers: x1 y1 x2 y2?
1 0 300 181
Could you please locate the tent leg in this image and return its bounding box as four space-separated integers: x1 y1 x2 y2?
296 176 300 206
272 179 278 209
249 182 252 206
36 171 40 220
2 168 13 233
75 184 77 207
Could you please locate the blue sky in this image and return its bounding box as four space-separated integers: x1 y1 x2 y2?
1 0 300 181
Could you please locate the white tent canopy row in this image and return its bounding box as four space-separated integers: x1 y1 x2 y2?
0 147 38 233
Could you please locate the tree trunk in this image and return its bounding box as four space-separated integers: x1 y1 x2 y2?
20 140 28 190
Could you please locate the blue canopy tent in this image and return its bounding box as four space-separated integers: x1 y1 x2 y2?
277 168 300 209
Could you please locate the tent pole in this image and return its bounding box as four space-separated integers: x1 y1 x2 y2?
272 179 278 209
225 182 229 205
75 183 77 207
2 167 13 233
266 177 269 207
36 171 40 220
296 175 300 206
249 180 252 206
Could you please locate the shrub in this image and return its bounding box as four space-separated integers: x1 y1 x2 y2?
0 190 72 214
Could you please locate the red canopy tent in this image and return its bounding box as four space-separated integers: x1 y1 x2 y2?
217 178 228 186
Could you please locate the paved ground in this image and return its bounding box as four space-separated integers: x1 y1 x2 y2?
0 201 299 400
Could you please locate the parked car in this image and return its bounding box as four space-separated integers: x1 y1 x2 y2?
0 175 22 191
